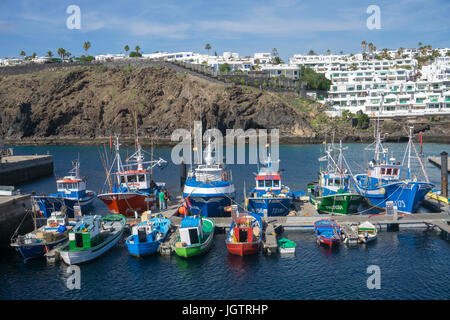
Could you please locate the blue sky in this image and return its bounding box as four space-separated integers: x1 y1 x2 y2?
0 0 449 60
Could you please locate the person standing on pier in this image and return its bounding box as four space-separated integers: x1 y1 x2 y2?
159 190 166 211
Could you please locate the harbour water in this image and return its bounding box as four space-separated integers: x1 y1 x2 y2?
1 143 449 300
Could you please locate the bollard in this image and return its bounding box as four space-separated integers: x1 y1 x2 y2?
180 160 186 193
441 152 448 199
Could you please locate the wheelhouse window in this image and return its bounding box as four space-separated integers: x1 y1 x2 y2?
273 180 280 188
381 168 386 174
120 176 126 183
265 180 273 188
386 168 392 175
258 180 264 188
127 175 137 183
393 168 399 175
138 174 145 182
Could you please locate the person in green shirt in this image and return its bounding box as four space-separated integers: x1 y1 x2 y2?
159 190 166 210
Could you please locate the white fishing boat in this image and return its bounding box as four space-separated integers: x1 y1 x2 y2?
351 221 378 244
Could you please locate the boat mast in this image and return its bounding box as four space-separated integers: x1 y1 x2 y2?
115 135 122 185
407 126 412 180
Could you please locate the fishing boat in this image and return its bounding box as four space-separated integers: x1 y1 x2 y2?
172 215 215 258
182 138 235 217
351 221 378 244
126 217 171 257
314 219 342 247
32 160 96 218
98 136 167 217
277 238 296 254
308 141 363 215
225 206 262 256
10 211 70 260
354 125 434 214
59 214 126 265
247 146 293 216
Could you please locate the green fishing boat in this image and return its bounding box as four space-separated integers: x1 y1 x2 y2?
59 214 126 265
308 140 363 215
172 215 215 258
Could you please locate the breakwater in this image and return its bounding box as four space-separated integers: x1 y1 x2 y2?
0 194 32 248
0 155 54 186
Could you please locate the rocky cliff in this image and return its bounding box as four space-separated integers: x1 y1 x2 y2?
0 65 449 145
0 65 317 144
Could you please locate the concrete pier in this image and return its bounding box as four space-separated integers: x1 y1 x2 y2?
0 155 54 186
0 194 32 248
428 155 450 173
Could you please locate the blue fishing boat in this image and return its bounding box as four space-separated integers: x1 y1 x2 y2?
32 160 96 218
126 216 171 257
314 219 342 247
247 147 293 216
10 211 71 260
182 139 235 217
354 125 433 214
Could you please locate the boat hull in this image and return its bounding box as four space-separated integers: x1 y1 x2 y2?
247 197 292 216
33 193 96 218
126 237 161 257
354 177 434 213
11 237 67 260
310 193 363 215
226 242 260 256
183 195 234 217
97 193 156 217
317 237 340 247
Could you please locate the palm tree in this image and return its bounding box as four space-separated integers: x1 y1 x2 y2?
368 42 374 56
361 40 367 53
418 42 422 48
205 43 211 56
308 50 315 55
47 50 53 58
135 46 141 53
31 52 37 59
20 51 26 59
124 45 129 55
83 41 91 56
327 49 331 55
57 48 66 62
339 50 343 55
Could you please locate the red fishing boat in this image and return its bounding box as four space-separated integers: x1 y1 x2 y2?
226 206 262 256
97 136 167 217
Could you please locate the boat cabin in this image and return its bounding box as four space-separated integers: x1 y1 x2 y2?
56 177 87 199
132 221 153 243
368 162 401 181
179 216 203 245
192 164 226 182
69 215 101 250
117 169 150 191
255 174 281 191
232 217 260 243
320 173 350 190
44 212 68 231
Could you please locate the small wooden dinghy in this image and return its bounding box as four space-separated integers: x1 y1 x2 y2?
277 238 296 253
352 221 378 244
314 219 342 247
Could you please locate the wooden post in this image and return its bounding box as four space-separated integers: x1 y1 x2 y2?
441 151 448 198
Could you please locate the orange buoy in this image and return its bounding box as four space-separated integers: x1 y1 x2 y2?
178 206 186 215
224 206 232 212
